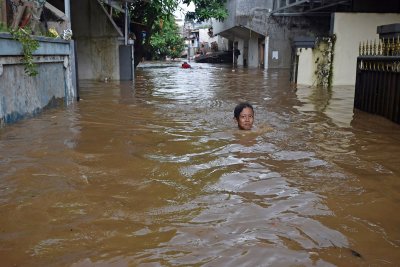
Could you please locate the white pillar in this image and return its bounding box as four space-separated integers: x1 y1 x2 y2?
264 36 269 69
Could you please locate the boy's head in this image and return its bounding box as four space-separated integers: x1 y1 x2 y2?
234 102 254 130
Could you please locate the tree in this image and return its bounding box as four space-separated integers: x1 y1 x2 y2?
150 16 186 60
127 0 228 67
183 0 228 22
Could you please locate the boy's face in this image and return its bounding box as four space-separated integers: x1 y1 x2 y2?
236 107 254 130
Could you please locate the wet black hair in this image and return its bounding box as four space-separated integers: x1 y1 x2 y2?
234 102 254 119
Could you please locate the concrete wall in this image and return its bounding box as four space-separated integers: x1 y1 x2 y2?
71 0 122 80
266 16 330 69
212 0 237 35
212 0 271 68
237 38 244 65
235 0 272 36
76 38 120 80
332 12 400 85
248 36 259 67
236 36 263 67
268 27 292 69
0 33 75 125
214 0 272 36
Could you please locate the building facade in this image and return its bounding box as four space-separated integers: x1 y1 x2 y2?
213 0 400 86
212 0 328 69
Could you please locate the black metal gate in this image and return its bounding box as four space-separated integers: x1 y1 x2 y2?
354 39 400 124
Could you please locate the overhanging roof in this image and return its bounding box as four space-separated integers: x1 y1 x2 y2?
271 0 352 16
271 0 400 16
216 25 265 41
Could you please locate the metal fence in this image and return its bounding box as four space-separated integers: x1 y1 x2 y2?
354 38 400 124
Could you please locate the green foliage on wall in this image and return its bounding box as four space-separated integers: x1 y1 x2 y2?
314 35 336 88
10 27 40 76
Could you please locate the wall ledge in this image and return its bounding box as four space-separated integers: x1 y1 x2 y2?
0 33 71 56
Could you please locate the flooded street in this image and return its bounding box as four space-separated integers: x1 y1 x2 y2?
1 62 400 266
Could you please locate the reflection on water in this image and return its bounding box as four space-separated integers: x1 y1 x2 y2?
1 62 400 266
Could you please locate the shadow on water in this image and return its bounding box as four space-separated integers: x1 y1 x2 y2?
0 61 400 266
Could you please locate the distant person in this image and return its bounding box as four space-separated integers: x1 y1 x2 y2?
181 62 191 69
234 102 254 130
200 43 207 55
234 49 241 58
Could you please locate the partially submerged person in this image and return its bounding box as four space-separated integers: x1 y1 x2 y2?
234 102 254 130
181 61 191 69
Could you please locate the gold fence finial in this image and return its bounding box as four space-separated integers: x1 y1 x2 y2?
378 39 382 56
392 37 395 56
381 38 385 56
373 39 377 56
396 35 400 56
362 41 365 56
390 37 392 56
365 40 369 56
370 40 373 55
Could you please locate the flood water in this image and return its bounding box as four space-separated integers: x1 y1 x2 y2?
1 62 400 266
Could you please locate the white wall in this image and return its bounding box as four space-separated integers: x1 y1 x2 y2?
198 28 224 51
296 48 315 85
199 29 210 43
217 36 229 51
332 12 400 85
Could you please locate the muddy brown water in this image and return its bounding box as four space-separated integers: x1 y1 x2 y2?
0 62 399 266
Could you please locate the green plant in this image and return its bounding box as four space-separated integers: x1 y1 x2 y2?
150 16 185 60
116 0 228 67
0 22 8 32
10 27 40 76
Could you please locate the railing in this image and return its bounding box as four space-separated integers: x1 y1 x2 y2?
354 37 400 124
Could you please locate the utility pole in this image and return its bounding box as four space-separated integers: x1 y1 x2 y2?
187 28 191 62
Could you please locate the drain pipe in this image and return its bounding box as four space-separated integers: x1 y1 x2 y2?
264 35 269 70
65 0 70 27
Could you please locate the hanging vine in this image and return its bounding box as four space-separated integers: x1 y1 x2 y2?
10 27 40 76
